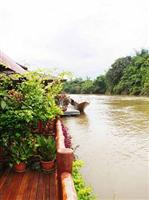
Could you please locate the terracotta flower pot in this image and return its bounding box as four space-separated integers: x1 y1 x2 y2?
41 160 55 171
14 162 26 173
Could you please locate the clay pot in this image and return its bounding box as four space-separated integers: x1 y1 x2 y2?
14 162 26 173
40 160 55 171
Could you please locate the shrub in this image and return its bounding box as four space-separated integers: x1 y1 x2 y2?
0 71 64 166
72 160 96 200
61 122 72 148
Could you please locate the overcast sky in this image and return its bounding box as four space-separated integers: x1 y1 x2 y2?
0 0 148 78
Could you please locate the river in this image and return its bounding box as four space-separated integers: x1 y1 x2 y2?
63 95 149 200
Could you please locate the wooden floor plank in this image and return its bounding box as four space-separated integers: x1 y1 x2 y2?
0 168 11 189
0 169 11 199
55 171 59 200
36 172 45 200
3 171 24 200
0 169 13 199
28 171 39 200
0 169 57 200
50 172 56 200
22 170 35 200
15 170 32 200
44 173 51 200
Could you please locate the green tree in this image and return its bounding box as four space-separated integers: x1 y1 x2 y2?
105 56 132 93
105 49 149 95
93 75 106 94
81 79 94 94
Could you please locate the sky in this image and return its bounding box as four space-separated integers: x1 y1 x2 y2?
0 0 148 78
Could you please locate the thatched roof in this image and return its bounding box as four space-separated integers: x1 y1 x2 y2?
0 50 26 74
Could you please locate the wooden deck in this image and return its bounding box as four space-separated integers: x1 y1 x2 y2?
0 168 58 200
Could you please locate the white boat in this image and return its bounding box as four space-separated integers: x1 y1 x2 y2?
63 109 80 116
63 104 80 116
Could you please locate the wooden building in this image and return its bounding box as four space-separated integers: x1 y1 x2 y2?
0 50 27 75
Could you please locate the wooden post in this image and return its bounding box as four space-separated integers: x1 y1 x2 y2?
57 148 73 176
61 173 78 200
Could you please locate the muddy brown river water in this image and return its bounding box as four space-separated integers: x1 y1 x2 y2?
63 95 149 200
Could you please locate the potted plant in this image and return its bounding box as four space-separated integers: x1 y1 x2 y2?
10 134 36 172
37 135 56 171
0 72 63 172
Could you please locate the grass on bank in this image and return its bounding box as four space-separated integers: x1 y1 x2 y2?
72 160 96 200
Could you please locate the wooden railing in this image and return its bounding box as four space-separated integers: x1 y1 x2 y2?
61 173 77 200
56 120 77 200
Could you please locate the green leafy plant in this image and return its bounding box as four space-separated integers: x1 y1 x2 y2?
72 160 96 200
18 71 63 123
0 71 63 137
37 135 56 161
9 134 37 165
0 70 63 153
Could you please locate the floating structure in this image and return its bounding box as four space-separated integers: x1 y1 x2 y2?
63 109 80 116
70 99 89 113
63 100 89 116
63 101 89 116
58 93 89 116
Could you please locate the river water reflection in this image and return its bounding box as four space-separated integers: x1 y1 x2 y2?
63 95 149 200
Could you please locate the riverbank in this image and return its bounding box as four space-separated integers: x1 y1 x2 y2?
64 50 149 96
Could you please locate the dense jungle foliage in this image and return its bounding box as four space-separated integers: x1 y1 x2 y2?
63 49 149 95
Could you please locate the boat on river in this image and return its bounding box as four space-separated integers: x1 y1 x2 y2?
58 93 89 116
63 101 89 116
63 109 80 116
71 100 89 113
